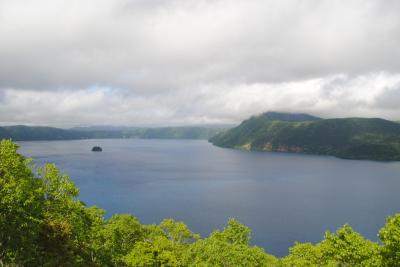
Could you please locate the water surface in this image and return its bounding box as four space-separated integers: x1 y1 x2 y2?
17 139 400 256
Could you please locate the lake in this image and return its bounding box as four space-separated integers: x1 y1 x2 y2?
17 139 400 257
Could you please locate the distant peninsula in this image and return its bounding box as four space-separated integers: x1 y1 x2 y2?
0 125 228 141
209 112 400 161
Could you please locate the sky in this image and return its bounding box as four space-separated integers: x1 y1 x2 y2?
1 0 400 127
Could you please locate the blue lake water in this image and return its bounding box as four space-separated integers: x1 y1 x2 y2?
17 139 400 257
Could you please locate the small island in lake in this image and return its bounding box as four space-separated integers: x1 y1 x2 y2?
91 146 102 152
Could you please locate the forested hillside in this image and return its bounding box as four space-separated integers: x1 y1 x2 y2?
0 125 91 140
210 112 400 161
0 126 225 141
1 139 400 266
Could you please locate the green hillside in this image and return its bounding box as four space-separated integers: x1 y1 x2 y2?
210 112 400 161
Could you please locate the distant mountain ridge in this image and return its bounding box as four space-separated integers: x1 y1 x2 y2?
0 125 90 141
0 125 228 141
210 112 400 161
259 111 321 122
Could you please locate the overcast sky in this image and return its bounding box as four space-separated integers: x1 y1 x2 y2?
1 0 400 127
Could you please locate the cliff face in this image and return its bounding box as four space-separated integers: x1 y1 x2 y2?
210 112 400 161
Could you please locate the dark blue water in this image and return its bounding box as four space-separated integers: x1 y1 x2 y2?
17 139 400 257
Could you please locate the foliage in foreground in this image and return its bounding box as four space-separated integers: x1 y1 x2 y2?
1 139 400 266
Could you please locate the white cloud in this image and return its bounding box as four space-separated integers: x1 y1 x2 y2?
1 0 400 125
1 72 400 127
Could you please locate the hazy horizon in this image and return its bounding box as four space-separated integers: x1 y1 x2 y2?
1 110 399 128
1 0 400 126
0 123 237 129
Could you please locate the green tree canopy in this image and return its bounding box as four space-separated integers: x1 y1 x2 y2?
1 139 400 266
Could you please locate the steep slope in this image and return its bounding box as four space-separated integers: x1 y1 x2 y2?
210 112 400 161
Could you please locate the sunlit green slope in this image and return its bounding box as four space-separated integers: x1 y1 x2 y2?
210 112 400 161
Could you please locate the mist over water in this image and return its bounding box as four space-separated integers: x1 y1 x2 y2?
18 139 400 256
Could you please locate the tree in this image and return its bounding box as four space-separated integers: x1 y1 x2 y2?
0 140 44 265
0 139 105 266
282 225 381 267
282 242 327 267
36 164 105 266
95 214 144 266
124 219 199 267
379 213 400 266
320 225 381 266
187 219 278 267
